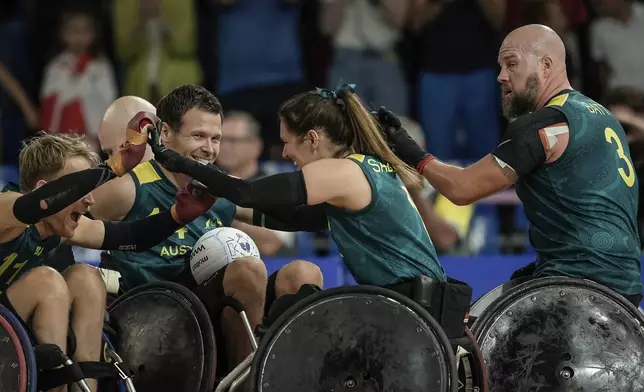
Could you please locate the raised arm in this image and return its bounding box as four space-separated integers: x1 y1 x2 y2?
0 113 152 231
150 126 372 210
65 181 217 251
379 107 569 205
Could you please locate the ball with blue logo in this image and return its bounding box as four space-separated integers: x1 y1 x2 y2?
189 227 261 285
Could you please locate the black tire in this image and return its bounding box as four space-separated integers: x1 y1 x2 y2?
108 281 217 392
250 285 459 392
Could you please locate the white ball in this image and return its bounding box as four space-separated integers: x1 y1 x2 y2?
189 227 261 285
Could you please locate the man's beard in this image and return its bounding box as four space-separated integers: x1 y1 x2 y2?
502 73 540 120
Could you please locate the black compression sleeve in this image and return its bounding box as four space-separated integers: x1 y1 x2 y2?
12 163 116 225
185 163 309 209
100 208 181 252
492 107 567 178
252 205 328 232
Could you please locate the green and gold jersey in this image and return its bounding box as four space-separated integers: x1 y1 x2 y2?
326 154 446 286
515 91 642 296
109 160 236 289
0 183 60 292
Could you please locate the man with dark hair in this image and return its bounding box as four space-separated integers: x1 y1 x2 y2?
93 85 322 371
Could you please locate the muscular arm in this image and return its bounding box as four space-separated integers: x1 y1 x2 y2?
167 157 371 211
420 108 568 205
90 175 137 221
419 156 516 206
0 164 123 230
64 207 182 251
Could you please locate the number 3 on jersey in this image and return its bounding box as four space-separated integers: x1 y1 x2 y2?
605 127 635 187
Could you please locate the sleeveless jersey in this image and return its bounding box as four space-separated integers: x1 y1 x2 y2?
109 160 236 289
515 90 642 295
0 183 61 293
325 154 445 286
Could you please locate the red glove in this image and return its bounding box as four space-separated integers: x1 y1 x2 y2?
171 180 218 224
106 111 158 177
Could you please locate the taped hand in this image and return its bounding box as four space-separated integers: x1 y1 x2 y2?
105 111 156 176
375 106 431 171
171 180 217 224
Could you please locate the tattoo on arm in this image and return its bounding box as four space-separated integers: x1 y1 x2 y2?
491 156 519 183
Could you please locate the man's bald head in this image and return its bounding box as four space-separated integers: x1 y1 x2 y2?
498 24 571 119
502 24 566 67
99 96 156 159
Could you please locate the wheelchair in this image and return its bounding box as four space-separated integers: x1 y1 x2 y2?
105 281 217 392
0 304 135 392
470 276 644 392
217 279 488 392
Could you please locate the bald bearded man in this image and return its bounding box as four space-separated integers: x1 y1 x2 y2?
381 24 643 306
91 89 322 372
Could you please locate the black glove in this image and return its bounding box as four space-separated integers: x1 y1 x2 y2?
375 107 432 171
147 120 198 174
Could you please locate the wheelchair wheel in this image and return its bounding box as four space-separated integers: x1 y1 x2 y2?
469 278 530 320
0 305 37 392
455 328 488 392
107 282 216 392
250 285 458 392
471 277 644 392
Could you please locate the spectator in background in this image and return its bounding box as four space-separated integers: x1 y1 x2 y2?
590 0 644 98
113 0 202 102
410 0 504 162
215 0 306 160
520 0 582 89
217 111 294 256
391 116 469 253
0 62 38 129
320 0 409 115
39 5 117 152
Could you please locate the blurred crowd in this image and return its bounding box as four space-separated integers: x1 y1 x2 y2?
1 0 644 257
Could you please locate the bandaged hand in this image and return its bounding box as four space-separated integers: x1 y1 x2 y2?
105 111 155 176
171 180 217 224
375 106 433 173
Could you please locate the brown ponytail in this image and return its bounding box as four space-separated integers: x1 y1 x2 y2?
340 91 423 187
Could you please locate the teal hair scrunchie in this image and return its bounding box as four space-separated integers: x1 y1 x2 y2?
315 84 356 99
316 84 356 111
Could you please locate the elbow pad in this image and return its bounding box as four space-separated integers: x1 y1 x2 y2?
492 108 567 178
12 165 116 224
